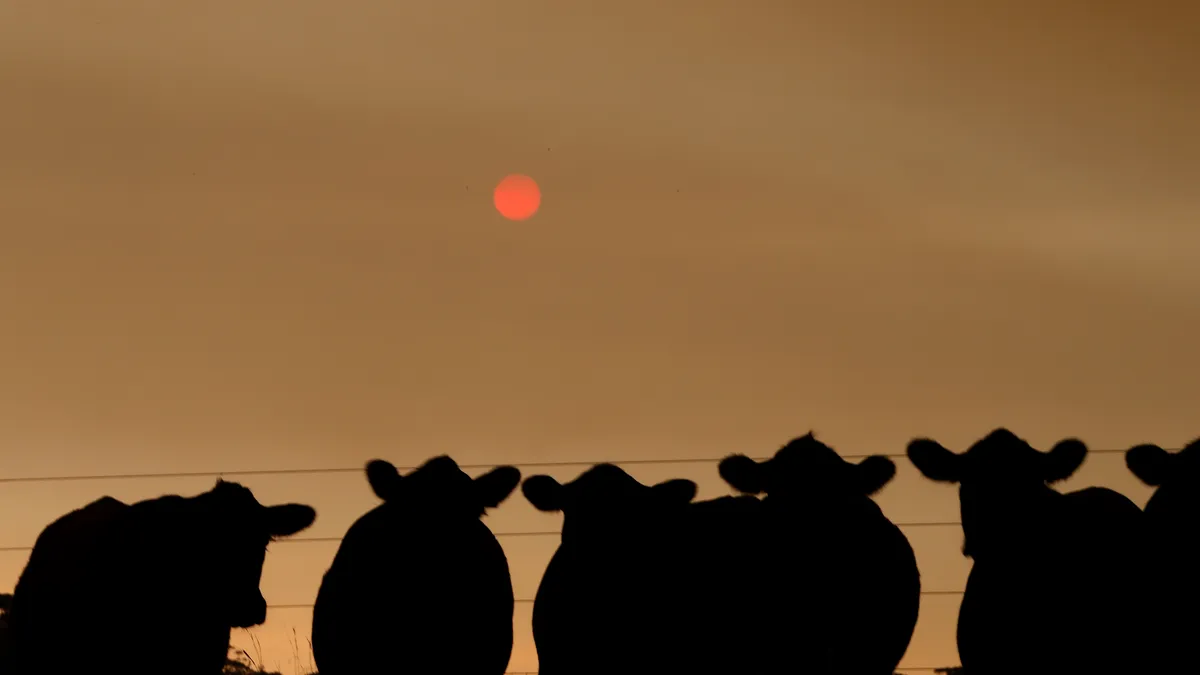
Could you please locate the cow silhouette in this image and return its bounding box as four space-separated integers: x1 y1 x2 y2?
718 433 920 675
668 492 768 673
6 481 316 675
522 463 697 675
907 428 1150 675
312 456 521 675
1125 436 1200 671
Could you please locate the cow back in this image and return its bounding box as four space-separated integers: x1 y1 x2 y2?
313 507 514 675
531 520 681 675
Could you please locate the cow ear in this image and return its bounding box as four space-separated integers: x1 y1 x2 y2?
907 439 963 484
652 479 697 504
475 466 522 509
1125 444 1173 487
1042 439 1087 484
719 454 766 494
522 475 566 512
856 456 896 496
366 460 403 501
265 504 317 537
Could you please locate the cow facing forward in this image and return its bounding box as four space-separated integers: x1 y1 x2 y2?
7 481 316 675
718 433 921 675
522 464 697 675
1125 436 1200 671
312 456 521 675
907 428 1150 675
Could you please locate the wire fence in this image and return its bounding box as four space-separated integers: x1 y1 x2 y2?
0 521 975 554
267 586 969 607
0 446 1141 557
5 450 1140 675
0 447 1134 485
495 666 967 673
501 666 965 673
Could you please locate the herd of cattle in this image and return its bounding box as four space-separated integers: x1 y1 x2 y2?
0 427 1196 675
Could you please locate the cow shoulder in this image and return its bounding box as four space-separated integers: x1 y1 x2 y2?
1063 487 1142 527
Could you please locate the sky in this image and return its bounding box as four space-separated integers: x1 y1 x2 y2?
1 0 1198 672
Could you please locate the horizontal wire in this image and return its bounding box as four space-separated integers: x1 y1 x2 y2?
496 666 962 672
0 521 968 553
492 669 966 673
256 646 961 671
264 643 958 672
265 589 968 610
0 448 1135 485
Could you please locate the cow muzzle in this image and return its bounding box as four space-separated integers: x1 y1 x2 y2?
229 593 268 628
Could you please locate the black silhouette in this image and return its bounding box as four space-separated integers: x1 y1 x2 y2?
522 464 697 675
1125 436 1200 671
907 428 1150 675
717 433 921 675
5 481 315 675
311 456 521 675
668 491 768 673
0 429 1176 673
0 592 11 672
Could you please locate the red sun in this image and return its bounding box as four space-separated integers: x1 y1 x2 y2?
493 174 541 221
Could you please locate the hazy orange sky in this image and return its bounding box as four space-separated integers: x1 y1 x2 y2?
1 1 1198 672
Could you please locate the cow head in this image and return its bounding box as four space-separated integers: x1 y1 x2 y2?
907 428 1087 556
718 432 897 503
1126 437 1200 521
522 464 697 541
196 480 316 629
907 428 1086 488
366 456 522 519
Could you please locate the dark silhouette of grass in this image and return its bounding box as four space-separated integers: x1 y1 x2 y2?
225 628 318 675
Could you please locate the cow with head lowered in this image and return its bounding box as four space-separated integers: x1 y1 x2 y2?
522 463 700 675
718 433 921 675
311 456 521 675
6 481 316 675
1125 436 1200 671
908 428 1151 675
